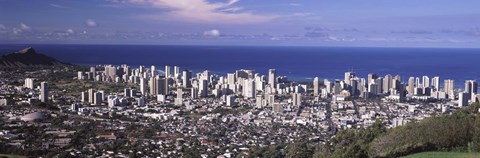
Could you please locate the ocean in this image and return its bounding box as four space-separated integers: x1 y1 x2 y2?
1 44 479 89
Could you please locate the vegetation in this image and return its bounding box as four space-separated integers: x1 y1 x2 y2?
401 152 480 158
0 153 26 158
249 103 480 158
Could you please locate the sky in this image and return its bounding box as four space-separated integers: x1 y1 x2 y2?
1 0 480 47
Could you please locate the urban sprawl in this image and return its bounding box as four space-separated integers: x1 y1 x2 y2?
0 64 479 157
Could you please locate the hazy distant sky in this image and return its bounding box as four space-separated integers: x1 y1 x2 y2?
1 0 480 47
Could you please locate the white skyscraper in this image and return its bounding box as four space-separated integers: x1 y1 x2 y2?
165 65 171 78
227 73 236 85
431 76 440 91
151 65 156 76
407 77 415 95
40 82 48 103
140 77 146 95
268 69 276 88
415 77 420 88
383 74 392 93
174 66 180 78
292 93 302 106
90 67 96 77
324 79 332 94
182 70 192 88
465 80 478 101
313 77 320 96
149 77 158 95
422 76 430 88
24 78 34 89
175 88 183 106
81 91 88 103
345 71 355 85
444 79 455 99
243 79 256 98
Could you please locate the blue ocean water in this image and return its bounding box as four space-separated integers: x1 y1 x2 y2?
1 44 479 88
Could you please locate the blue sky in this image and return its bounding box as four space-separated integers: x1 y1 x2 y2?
1 0 480 47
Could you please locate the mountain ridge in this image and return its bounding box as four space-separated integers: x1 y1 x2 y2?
0 47 70 67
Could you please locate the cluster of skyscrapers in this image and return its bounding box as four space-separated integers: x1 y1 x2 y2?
314 71 478 107
73 63 480 109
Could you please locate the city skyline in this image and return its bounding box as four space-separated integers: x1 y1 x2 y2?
2 0 480 47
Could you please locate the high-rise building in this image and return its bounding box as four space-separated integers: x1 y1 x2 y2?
77 71 84 80
105 65 117 80
149 77 158 95
313 77 320 96
422 76 430 88
444 79 455 99
333 80 342 95
151 65 156 76
24 78 34 89
40 82 48 103
367 73 378 85
226 95 235 106
375 78 383 94
174 66 180 78
324 79 332 94
94 92 102 105
292 93 302 106
350 79 358 96
383 74 392 93
465 80 478 101
175 88 183 106
81 91 88 103
268 69 276 88
182 70 192 88
368 83 379 95
191 87 199 99
415 77 421 88
227 73 236 85
139 65 145 73
394 75 401 83
90 67 96 77
88 88 94 104
164 78 170 95
199 79 208 98
165 65 171 78
345 71 355 84
243 79 256 98
407 77 415 95
459 92 469 107
431 76 440 91
140 78 146 95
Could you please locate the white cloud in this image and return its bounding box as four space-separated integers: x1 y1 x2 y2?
12 28 22 34
0 24 5 30
204 29 220 37
85 19 98 27
49 3 69 9
289 3 301 6
67 29 75 34
121 0 275 24
20 23 31 30
291 12 312 17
